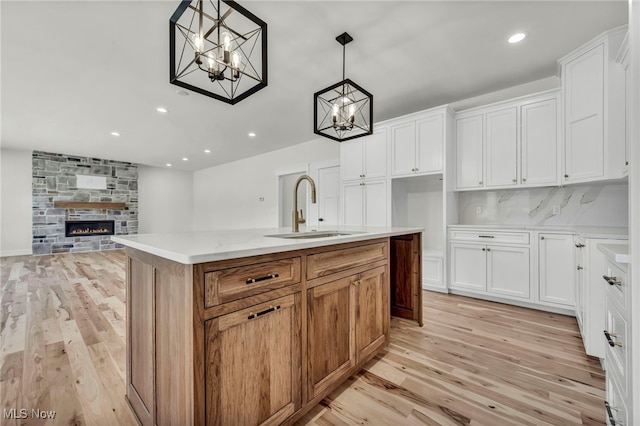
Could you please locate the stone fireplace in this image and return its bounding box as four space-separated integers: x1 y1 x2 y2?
32 151 138 255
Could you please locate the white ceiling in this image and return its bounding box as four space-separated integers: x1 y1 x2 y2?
0 1 628 171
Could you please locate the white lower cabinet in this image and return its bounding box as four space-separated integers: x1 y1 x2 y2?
486 245 530 299
342 180 387 227
537 233 575 308
450 233 530 301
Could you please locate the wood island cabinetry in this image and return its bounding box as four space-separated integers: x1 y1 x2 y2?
124 234 422 426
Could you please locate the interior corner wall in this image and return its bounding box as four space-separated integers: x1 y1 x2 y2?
193 138 340 231
138 165 194 234
0 148 33 256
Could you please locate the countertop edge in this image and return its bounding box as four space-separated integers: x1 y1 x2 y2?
112 227 423 265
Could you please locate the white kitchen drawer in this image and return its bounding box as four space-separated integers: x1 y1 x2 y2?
604 259 629 314
605 365 629 426
605 301 629 395
449 230 530 245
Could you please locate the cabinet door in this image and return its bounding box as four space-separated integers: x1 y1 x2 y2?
355 266 389 362
205 294 301 426
340 138 364 181
342 183 364 227
486 245 530 299
538 234 576 307
450 243 486 291
390 234 423 326
363 180 387 227
455 114 484 189
521 98 559 186
307 277 355 399
417 114 444 173
363 127 387 179
564 44 605 182
391 121 416 176
574 237 585 328
485 107 517 187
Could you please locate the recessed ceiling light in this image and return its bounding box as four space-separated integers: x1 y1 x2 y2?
204 149 211 154
176 90 189 96
110 131 120 137
182 157 189 161
166 163 172 167
156 107 168 113
248 132 256 137
508 33 526 44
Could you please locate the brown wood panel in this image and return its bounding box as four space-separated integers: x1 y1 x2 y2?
128 258 154 421
390 233 423 326
307 276 355 399
205 294 302 425
306 241 388 280
54 201 127 209
355 265 389 362
204 257 301 307
153 255 194 426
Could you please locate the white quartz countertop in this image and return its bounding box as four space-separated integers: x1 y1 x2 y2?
447 224 628 240
111 226 423 265
597 243 630 264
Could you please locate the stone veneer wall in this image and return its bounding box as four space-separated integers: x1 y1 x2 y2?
32 151 138 254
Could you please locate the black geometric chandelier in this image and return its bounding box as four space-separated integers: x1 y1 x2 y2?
314 32 373 142
170 0 267 104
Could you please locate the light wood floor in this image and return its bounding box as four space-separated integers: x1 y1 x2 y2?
1 251 605 425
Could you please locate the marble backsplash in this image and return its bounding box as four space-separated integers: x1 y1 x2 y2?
457 182 628 227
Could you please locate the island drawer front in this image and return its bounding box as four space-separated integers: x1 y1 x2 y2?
449 230 530 245
306 241 388 280
205 257 302 307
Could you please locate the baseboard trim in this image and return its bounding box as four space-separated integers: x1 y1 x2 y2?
0 249 33 257
448 289 575 316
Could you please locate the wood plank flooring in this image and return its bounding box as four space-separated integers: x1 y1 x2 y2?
1 251 604 425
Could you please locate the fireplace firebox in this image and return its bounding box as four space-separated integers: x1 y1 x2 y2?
65 220 115 237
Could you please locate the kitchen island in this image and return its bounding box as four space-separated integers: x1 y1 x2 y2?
112 227 423 426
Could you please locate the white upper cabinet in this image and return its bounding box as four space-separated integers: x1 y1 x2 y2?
455 114 484 189
520 97 560 186
340 128 387 182
341 180 387 227
390 107 451 177
454 90 561 191
559 26 627 184
485 107 518 187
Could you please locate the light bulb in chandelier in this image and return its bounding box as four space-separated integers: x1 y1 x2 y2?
231 51 241 78
348 104 356 124
221 32 232 63
193 33 204 54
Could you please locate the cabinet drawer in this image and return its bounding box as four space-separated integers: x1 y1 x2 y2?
604 260 628 313
450 230 530 245
205 257 301 307
307 241 388 280
604 301 629 394
605 366 629 426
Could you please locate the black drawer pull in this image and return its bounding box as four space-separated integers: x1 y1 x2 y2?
604 330 622 347
602 275 622 287
246 273 279 285
575 243 585 248
478 235 494 238
248 305 281 320
605 401 616 426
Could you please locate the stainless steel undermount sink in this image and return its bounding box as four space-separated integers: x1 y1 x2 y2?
265 230 362 239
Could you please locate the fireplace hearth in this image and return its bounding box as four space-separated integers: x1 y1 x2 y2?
65 220 115 237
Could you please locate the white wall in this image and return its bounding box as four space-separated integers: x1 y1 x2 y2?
0 149 33 256
193 138 339 231
138 165 194 233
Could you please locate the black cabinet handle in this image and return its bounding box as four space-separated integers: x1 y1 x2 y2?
248 305 281 320
319 218 324 222
478 235 494 239
575 243 585 248
605 401 617 426
604 330 622 347
602 275 622 287
246 273 279 285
